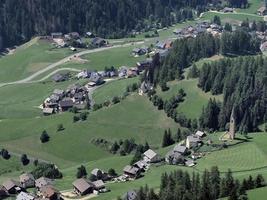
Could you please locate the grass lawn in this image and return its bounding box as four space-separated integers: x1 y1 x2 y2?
247 186 267 199
0 38 74 82
57 45 146 73
201 11 263 23
157 79 223 119
236 0 263 14
0 94 179 168
93 77 139 104
196 133 267 173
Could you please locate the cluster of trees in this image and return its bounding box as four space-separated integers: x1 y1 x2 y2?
228 0 248 8
130 143 150 165
0 0 221 50
110 138 150 157
220 30 260 56
31 163 63 179
162 128 192 147
198 56 267 133
126 167 265 200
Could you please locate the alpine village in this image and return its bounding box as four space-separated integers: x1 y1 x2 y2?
0 0 267 200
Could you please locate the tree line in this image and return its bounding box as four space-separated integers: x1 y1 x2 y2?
0 0 222 50
121 166 265 200
198 56 267 133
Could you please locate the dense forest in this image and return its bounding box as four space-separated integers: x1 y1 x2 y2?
0 0 249 50
121 167 265 200
152 30 260 87
0 0 219 50
198 56 267 133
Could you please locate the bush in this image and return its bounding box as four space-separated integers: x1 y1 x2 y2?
112 96 120 104
73 115 80 123
108 168 117 177
80 112 88 121
31 163 62 179
40 130 50 143
1 149 10 160
21 154 30 166
57 124 64 132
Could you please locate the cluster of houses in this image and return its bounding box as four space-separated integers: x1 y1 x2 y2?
121 149 161 181
0 175 60 200
42 84 90 115
173 21 223 39
72 169 111 196
50 31 108 49
165 130 206 167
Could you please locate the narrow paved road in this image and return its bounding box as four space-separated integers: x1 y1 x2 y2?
0 41 144 88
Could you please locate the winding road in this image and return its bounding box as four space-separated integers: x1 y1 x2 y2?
0 41 144 88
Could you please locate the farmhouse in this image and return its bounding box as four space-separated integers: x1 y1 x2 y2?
143 149 160 163
258 6 267 16
165 150 185 165
39 185 60 200
136 59 152 71
173 145 187 155
186 135 201 149
43 107 54 115
51 32 63 39
52 73 67 82
260 41 267 52
59 98 74 111
16 191 35 200
91 37 107 47
195 130 206 138
123 165 141 179
221 7 234 13
35 177 52 190
19 173 35 188
72 178 93 196
132 48 146 56
92 180 105 191
91 168 109 181
0 185 8 198
123 190 137 200
89 72 104 85
2 179 22 194
133 160 147 171
185 159 196 167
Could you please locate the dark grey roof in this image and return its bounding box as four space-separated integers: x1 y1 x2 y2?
19 173 35 183
123 165 139 175
35 177 52 188
173 145 187 154
59 98 74 108
2 179 18 191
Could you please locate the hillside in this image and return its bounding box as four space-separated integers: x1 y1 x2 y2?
0 1 266 200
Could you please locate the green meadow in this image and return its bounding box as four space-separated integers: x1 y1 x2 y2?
0 38 74 82
93 77 139 104
156 79 223 119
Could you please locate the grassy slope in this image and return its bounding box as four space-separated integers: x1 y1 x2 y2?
157 79 223 119
0 38 74 82
0 95 179 168
93 77 139 104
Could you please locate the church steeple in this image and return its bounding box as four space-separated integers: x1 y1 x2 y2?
229 108 236 140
